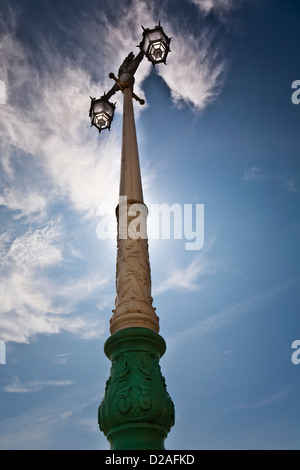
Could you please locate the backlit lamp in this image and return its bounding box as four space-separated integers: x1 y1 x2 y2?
140 22 171 65
89 97 115 133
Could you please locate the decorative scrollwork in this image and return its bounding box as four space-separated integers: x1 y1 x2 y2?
98 348 174 437
110 204 159 334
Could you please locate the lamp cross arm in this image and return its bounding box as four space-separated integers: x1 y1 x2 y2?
107 72 145 105
104 49 145 101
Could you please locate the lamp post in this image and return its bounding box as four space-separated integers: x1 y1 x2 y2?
90 23 174 451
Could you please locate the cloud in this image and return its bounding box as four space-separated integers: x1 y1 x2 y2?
0 10 118 345
0 188 47 220
97 0 228 112
243 166 263 181
189 0 242 14
243 167 299 193
6 218 63 271
237 389 290 410
4 377 74 393
0 380 104 450
158 21 226 111
0 219 109 344
0 270 109 343
55 352 77 365
56 353 75 358
0 0 230 224
167 279 300 348
154 254 219 295
82 0 154 104
0 10 121 220
154 235 220 295
214 388 291 421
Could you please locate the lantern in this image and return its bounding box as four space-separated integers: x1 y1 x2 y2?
140 23 171 65
89 97 115 133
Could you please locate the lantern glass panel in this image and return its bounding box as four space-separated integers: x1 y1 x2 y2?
142 30 162 54
141 25 171 65
149 42 167 62
90 97 115 132
95 112 110 129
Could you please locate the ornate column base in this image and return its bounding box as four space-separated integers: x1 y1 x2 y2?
98 328 175 450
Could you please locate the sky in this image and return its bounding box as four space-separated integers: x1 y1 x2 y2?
0 0 300 450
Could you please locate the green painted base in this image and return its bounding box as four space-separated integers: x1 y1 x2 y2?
98 327 175 450
107 424 167 451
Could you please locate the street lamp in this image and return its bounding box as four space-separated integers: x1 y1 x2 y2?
140 22 171 65
91 24 174 451
89 96 115 133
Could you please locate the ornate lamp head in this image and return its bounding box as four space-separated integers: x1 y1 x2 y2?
140 22 171 65
89 96 115 133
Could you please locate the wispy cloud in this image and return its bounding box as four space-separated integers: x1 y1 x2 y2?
189 0 243 14
243 166 299 193
0 380 104 449
78 0 228 112
55 352 77 365
56 353 76 358
6 217 63 271
154 254 220 295
0 9 121 220
158 21 226 111
4 377 74 393
0 188 47 221
237 389 291 410
154 235 220 295
214 388 291 421
0 8 116 344
167 278 300 348
0 0 231 222
0 219 109 343
243 166 263 181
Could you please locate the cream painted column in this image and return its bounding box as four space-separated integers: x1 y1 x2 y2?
119 86 144 204
109 86 160 335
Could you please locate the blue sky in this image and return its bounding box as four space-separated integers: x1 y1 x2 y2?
0 0 299 450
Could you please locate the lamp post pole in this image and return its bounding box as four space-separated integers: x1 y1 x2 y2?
91 25 174 450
